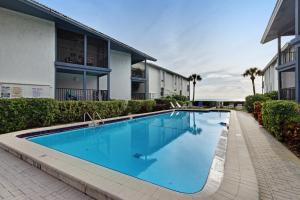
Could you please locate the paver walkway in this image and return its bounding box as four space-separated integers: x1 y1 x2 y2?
0 148 93 200
237 111 300 200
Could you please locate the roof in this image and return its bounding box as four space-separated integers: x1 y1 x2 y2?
146 62 189 80
261 0 295 44
262 43 289 73
0 0 157 63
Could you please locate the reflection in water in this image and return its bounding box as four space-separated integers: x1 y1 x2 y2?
30 111 230 193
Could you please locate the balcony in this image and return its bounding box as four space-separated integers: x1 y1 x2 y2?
56 88 108 101
280 87 295 101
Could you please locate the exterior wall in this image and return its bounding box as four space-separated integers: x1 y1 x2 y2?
147 64 189 99
263 61 278 93
164 72 174 96
56 73 98 90
0 7 55 98
148 66 161 99
182 79 190 97
110 50 131 100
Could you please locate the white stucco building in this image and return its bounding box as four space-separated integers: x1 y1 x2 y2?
146 63 190 99
0 0 190 101
0 0 155 101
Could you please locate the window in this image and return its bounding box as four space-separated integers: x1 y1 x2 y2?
57 29 84 65
87 36 108 67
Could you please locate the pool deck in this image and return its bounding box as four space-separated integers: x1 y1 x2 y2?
0 110 299 199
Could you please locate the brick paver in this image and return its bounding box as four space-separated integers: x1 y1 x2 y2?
0 148 93 200
237 111 300 200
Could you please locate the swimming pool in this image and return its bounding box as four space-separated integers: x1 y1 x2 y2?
29 111 230 194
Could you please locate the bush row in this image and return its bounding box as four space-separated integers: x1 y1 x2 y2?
0 99 157 134
262 100 300 141
244 91 278 113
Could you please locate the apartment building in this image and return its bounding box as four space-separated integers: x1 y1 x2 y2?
0 0 156 101
261 0 299 101
130 62 190 100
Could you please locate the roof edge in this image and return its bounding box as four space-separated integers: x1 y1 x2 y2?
146 62 189 80
17 0 157 61
261 0 283 44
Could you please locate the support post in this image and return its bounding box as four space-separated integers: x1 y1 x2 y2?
295 0 300 102
83 35 88 100
107 40 111 100
84 35 87 66
277 36 282 100
83 71 87 100
144 59 148 99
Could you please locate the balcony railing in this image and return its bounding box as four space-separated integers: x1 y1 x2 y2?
132 93 146 100
280 87 295 100
282 51 296 65
56 88 108 101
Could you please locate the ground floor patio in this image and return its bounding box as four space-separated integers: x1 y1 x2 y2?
0 111 300 199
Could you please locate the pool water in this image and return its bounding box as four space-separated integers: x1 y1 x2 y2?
29 111 230 193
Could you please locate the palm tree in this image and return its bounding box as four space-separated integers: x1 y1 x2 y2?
242 67 263 95
189 74 202 102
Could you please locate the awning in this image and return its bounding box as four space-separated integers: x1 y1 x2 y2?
261 0 295 44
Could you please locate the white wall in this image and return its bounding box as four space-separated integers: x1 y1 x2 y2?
110 50 131 100
0 7 55 98
56 72 98 89
146 64 189 99
263 61 278 93
148 66 161 98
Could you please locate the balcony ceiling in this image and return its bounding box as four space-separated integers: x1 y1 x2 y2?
261 0 295 44
0 0 157 64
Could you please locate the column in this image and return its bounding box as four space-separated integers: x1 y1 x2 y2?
107 40 111 100
83 71 87 100
277 36 282 99
144 59 148 99
295 0 300 102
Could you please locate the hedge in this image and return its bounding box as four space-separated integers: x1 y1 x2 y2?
245 94 270 113
126 100 156 114
262 100 299 141
0 98 156 134
263 91 278 100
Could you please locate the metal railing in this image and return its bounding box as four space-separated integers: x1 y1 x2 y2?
84 112 104 126
132 93 146 100
56 88 108 101
280 87 296 100
281 51 296 65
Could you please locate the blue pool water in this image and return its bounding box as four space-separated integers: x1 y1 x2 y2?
29 111 230 193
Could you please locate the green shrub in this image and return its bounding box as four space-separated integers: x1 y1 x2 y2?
171 94 188 102
245 94 270 113
127 100 156 114
57 100 128 123
0 98 157 134
0 98 58 134
264 91 278 100
262 100 299 141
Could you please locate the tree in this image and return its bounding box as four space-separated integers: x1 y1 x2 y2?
242 67 263 95
189 74 202 102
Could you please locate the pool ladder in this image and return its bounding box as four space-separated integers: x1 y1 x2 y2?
83 112 104 127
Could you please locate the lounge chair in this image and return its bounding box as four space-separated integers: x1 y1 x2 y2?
176 101 182 108
170 102 176 109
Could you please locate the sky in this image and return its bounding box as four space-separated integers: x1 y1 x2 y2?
37 0 287 100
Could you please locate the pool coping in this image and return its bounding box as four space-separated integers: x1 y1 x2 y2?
0 110 258 200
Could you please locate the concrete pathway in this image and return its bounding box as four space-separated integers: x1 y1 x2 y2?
237 111 300 200
0 148 93 200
